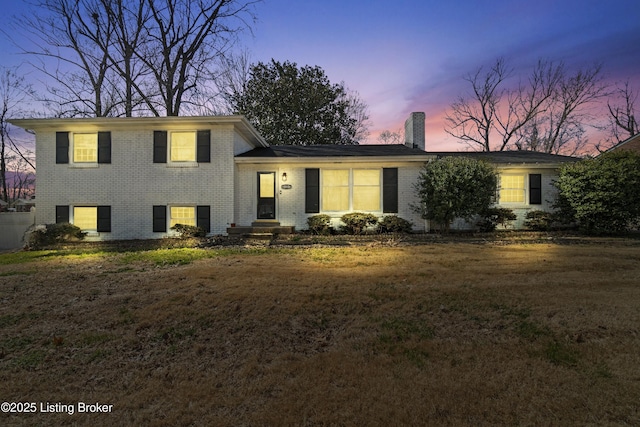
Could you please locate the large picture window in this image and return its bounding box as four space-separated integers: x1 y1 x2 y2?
321 169 381 212
500 175 525 203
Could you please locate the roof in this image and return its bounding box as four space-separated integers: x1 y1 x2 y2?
236 144 430 158
9 115 268 148
237 144 578 165
432 151 579 164
604 133 640 154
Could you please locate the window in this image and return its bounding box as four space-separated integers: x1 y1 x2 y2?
153 130 210 163
170 131 196 162
56 205 111 232
153 205 210 233
56 132 111 164
320 169 381 212
322 170 350 211
170 206 196 228
500 175 525 203
74 206 98 230
353 169 381 211
73 133 98 163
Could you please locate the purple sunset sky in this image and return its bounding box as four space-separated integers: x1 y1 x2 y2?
1 0 639 150
245 0 640 149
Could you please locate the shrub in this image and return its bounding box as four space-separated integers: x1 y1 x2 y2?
170 223 207 238
524 210 554 231
26 223 86 249
377 215 413 233
476 207 517 232
340 212 378 235
414 156 497 231
306 214 332 235
555 150 640 233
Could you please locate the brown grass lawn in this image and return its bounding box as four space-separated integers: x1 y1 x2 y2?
0 240 639 426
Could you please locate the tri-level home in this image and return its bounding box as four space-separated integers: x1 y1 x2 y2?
10 113 576 240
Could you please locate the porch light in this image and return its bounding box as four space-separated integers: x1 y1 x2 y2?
282 172 287 182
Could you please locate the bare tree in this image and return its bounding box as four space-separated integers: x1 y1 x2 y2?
16 0 121 117
516 64 607 155
340 87 370 143
445 58 509 151
607 80 638 142
377 129 404 144
15 0 260 117
446 58 606 154
0 67 35 204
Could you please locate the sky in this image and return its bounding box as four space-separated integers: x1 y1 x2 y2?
1 0 639 150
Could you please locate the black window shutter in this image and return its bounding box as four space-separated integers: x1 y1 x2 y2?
196 130 211 163
197 205 211 233
56 132 69 164
305 168 320 213
56 205 70 223
153 205 167 232
153 131 167 163
529 174 542 205
97 206 111 232
383 168 398 213
98 132 111 164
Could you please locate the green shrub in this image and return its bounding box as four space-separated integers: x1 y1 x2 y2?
26 223 86 250
170 223 207 238
524 210 554 231
476 207 517 232
340 212 378 235
555 150 640 233
306 214 332 235
377 215 413 233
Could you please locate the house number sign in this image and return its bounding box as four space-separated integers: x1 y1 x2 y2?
281 184 292 190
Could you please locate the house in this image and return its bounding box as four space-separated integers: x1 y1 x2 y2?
9 113 576 240
604 132 640 154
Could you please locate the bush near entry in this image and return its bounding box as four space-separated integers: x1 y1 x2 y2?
306 214 332 235
377 215 413 233
340 212 378 235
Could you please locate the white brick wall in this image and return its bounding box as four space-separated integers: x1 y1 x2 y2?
235 160 427 231
35 121 256 240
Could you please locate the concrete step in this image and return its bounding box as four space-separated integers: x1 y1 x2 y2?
227 224 295 236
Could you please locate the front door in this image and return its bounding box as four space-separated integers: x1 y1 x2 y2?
257 172 276 219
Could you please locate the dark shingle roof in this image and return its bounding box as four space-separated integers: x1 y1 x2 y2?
236 144 429 158
432 151 579 164
236 144 578 164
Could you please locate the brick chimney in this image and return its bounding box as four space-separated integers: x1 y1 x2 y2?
404 112 425 151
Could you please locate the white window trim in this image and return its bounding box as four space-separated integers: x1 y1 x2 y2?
69 132 100 168
167 130 198 167
71 205 99 235
499 174 527 205
320 168 383 213
169 205 197 230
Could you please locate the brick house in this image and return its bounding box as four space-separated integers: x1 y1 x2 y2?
10 113 576 240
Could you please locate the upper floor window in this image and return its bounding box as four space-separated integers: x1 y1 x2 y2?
73 133 98 163
56 131 111 164
153 130 210 164
170 131 196 162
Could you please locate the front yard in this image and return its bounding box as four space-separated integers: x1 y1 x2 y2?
1 239 639 425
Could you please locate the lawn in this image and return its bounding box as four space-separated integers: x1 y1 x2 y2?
0 240 639 426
